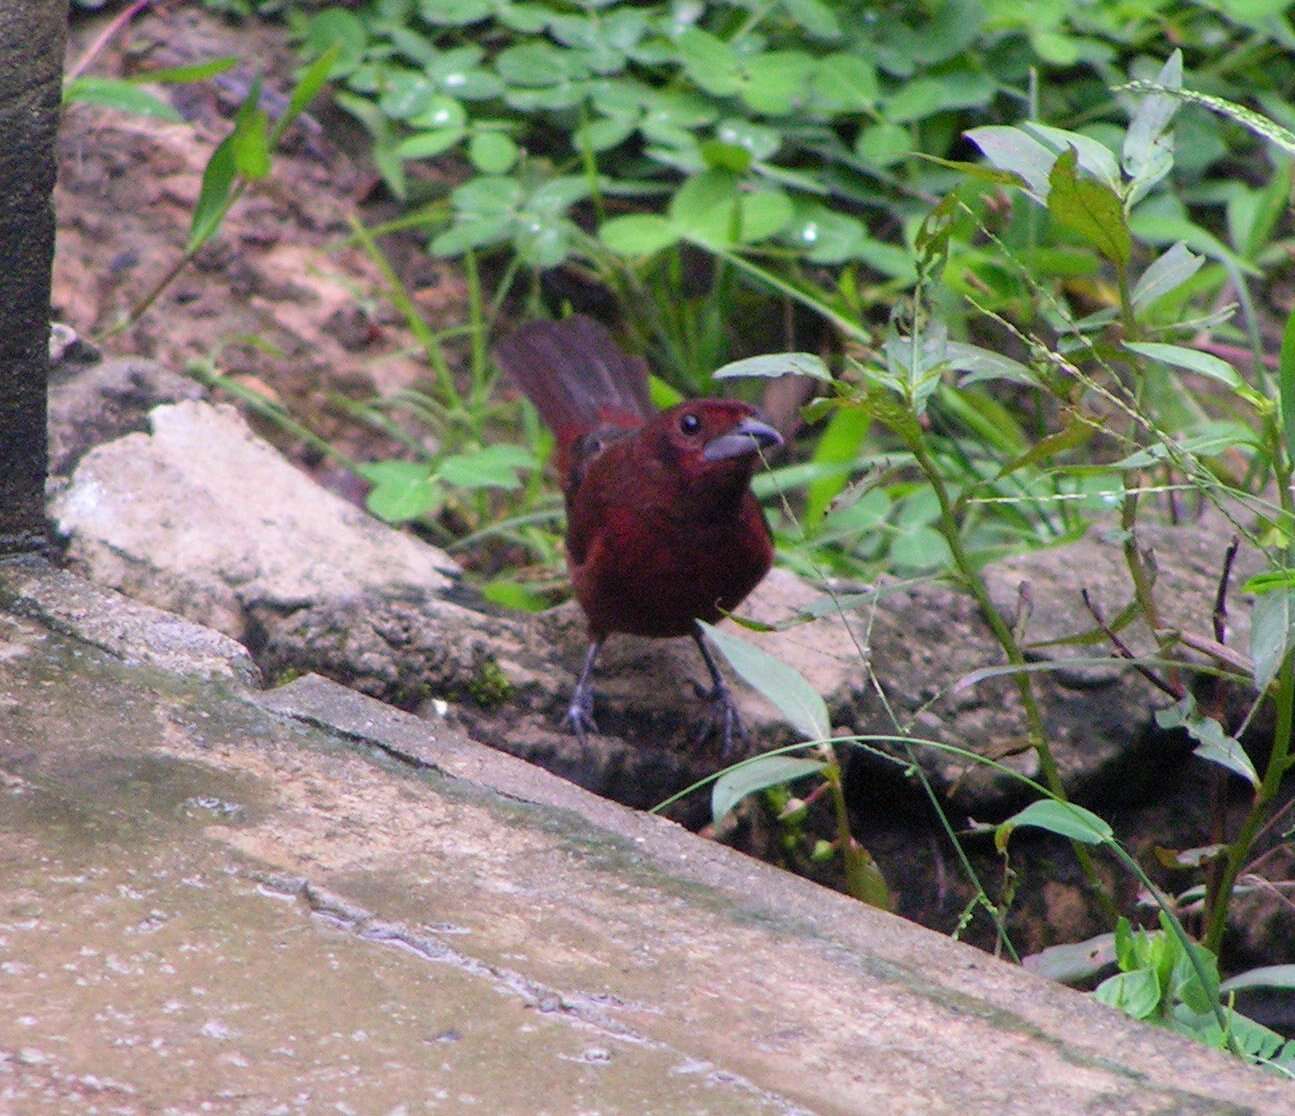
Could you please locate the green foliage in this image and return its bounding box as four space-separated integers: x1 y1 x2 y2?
1097 915 1295 1075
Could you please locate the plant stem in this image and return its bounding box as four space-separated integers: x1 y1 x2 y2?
910 435 1117 919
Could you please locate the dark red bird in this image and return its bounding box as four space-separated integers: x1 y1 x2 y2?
493 315 782 753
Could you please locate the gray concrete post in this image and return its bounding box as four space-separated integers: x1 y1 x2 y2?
0 1 66 554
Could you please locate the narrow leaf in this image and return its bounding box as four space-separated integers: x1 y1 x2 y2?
996 799 1113 852
1122 342 1242 389
1131 242 1203 310
712 352 831 381
1250 586 1295 692
186 134 237 252
699 621 831 741
63 76 181 121
1220 965 1295 993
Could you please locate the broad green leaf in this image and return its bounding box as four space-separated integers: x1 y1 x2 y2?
437 444 535 490
306 10 366 75
945 341 1036 387
1095 969 1161 1020
481 578 550 613
1131 242 1203 310
359 460 443 523
599 214 678 255
698 621 831 741
738 52 816 116
810 53 877 113
855 121 910 168
1024 932 1118 985
781 0 842 40
1023 122 1121 192
1048 147 1130 267
996 799 1113 851
469 131 518 173
1122 342 1242 389
63 76 181 121
407 95 466 130
965 125 1056 198
715 118 780 161
1250 586 1295 692
396 128 465 160
675 27 740 96
710 755 826 823
712 352 831 381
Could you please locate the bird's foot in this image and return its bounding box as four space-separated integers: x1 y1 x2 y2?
691 678 750 759
564 684 599 743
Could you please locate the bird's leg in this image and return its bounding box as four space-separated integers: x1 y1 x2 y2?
565 638 602 742
690 624 749 757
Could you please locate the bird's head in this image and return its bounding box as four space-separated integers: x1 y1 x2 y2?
652 399 783 484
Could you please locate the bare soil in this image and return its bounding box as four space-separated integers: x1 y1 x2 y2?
56 1 462 492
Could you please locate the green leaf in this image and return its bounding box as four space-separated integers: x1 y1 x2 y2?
810 53 877 113
481 578 550 613
437 444 535 490
395 128 465 159
710 755 826 823
359 460 443 523
675 28 740 96
1022 122 1121 193
1131 242 1203 310
599 214 678 256
1155 697 1259 789
186 133 237 253
469 131 518 173
1122 342 1242 389
277 42 342 142
1250 586 1295 692
232 108 271 181
965 125 1056 199
127 57 239 85
1118 79 1295 160
996 799 1113 851
1095 968 1162 1020
738 52 816 116
63 76 182 121
1121 51 1181 205
305 9 366 77
698 621 831 741
945 341 1036 387
1047 147 1131 267
712 352 831 382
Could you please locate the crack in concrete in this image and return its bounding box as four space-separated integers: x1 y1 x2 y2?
249 870 814 1116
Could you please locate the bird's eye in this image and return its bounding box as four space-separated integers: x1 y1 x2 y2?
679 413 701 435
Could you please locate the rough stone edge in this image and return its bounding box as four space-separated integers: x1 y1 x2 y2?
4 558 1288 1107
0 554 260 686
254 674 1292 1109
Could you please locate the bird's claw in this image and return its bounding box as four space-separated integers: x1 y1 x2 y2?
691 679 750 758
564 686 598 743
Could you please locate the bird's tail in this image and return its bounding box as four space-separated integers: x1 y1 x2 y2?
492 315 653 443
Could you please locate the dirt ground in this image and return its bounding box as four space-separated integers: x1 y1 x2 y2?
56 1 462 493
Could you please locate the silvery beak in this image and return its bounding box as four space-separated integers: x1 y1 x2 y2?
702 417 784 462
